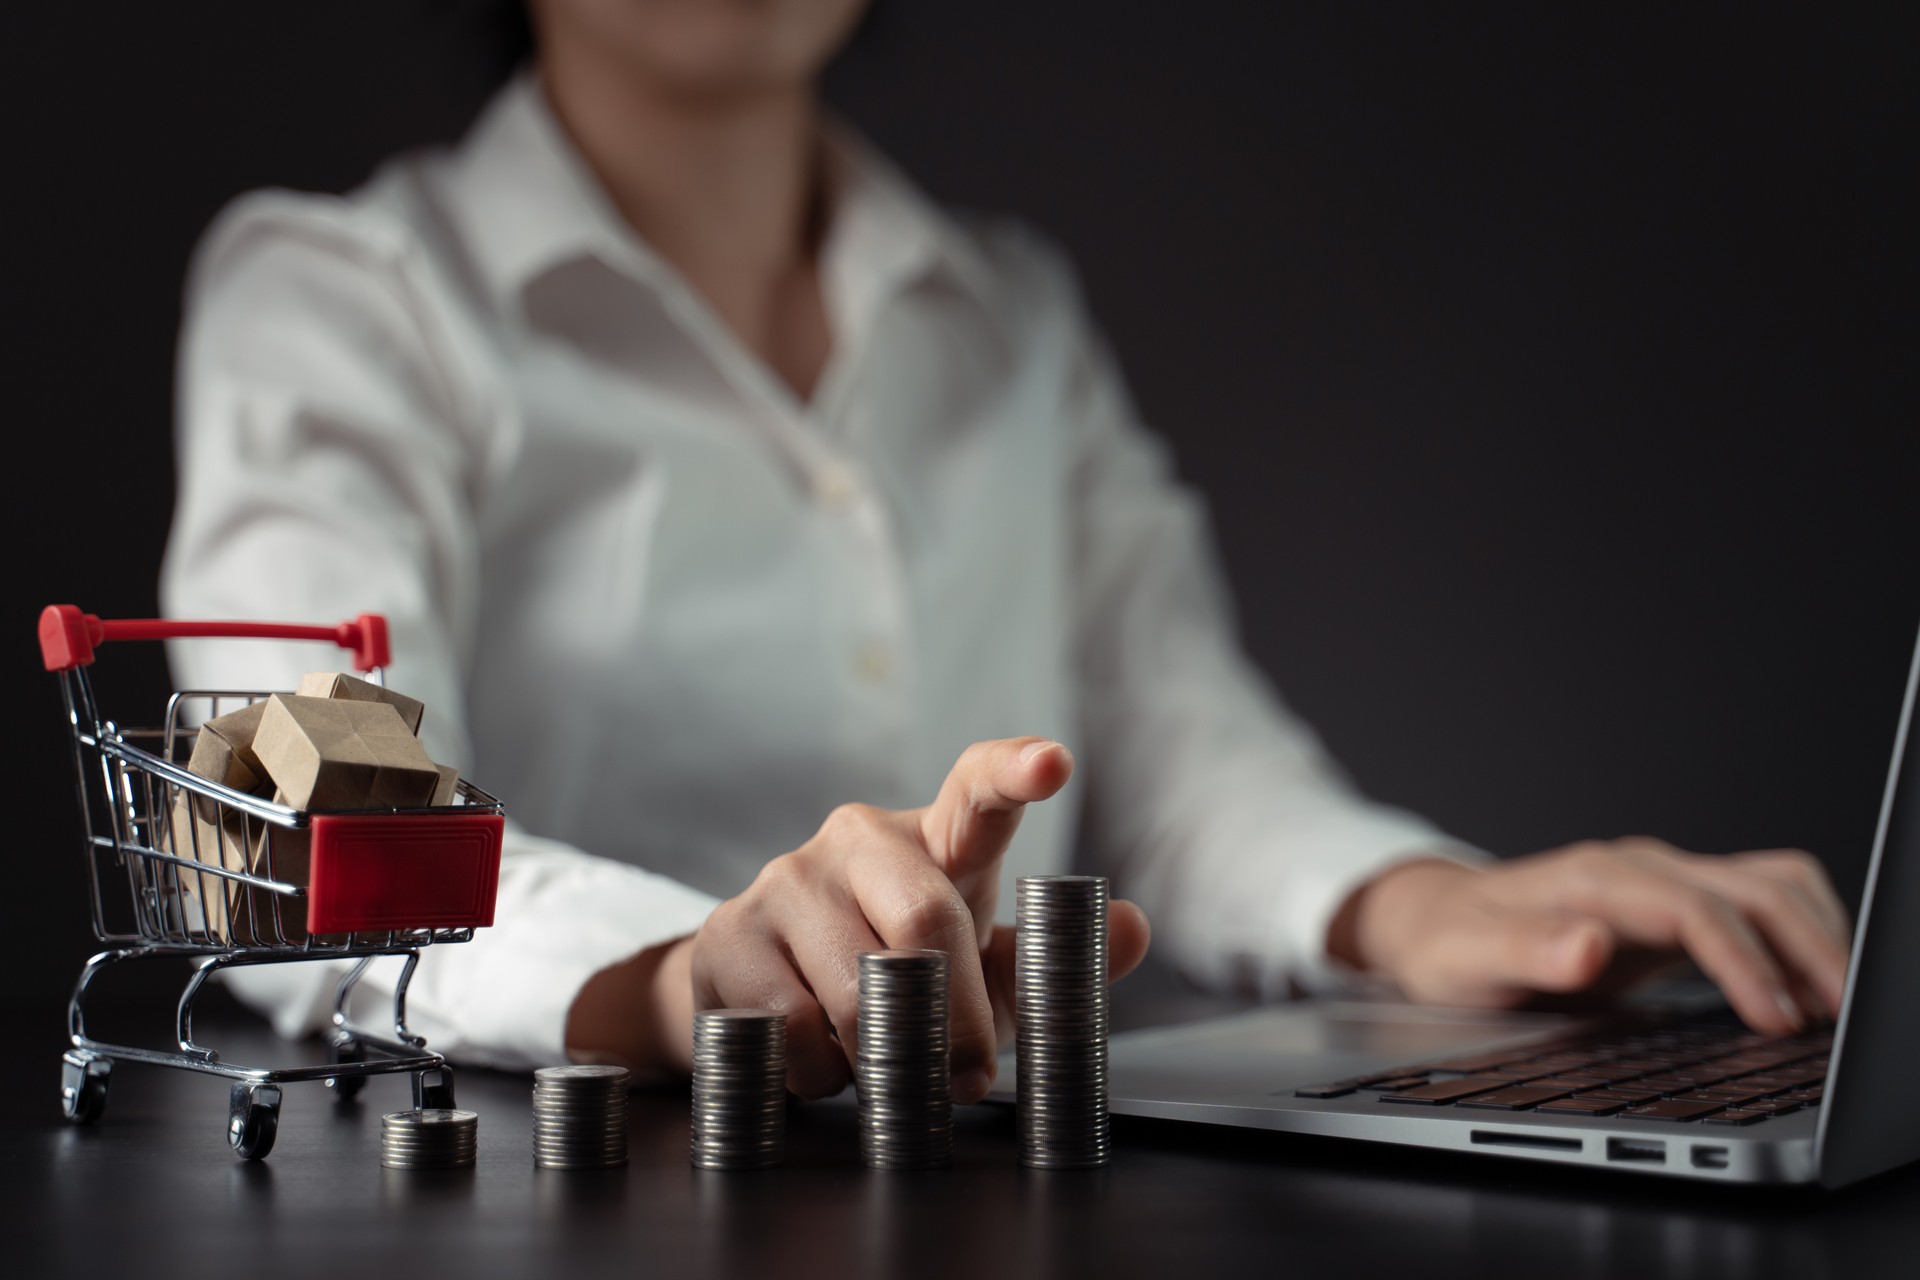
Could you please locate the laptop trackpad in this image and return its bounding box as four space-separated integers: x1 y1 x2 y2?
1101 1002 1585 1102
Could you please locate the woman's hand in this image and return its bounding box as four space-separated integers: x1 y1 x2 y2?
1333 838 1852 1034
567 737 1151 1101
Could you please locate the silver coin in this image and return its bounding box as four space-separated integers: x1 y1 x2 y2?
534 1064 631 1084
380 1109 479 1169
855 950 953 1171
689 1008 789 1171
526 1063 631 1169
1014 876 1111 1169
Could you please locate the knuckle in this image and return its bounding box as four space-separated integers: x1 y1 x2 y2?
1572 843 1616 871
1673 883 1723 926
1750 876 1795 915
699 897 745 944
751 852 805 898
893 890 971 943
1620 835 1677 862
1779 848 1826 884
1562 845 1615 894
822 802 878 838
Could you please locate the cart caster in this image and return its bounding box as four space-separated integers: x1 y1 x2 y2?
228 1082 282 1161
325 1034 366 1101
412 1065 456 1111
60 1053 111 1125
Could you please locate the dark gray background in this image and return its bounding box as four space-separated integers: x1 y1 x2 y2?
7 2 1915 1009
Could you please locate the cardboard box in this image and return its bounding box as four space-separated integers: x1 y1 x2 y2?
251 695 441 812
167 791 271 944
183 700 268 820
296 671 425 736
249 806 321 945
171 679 451 944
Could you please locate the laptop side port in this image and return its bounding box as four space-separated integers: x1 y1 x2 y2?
1607 1138 1667 1163
1691 1146 1730 1170
1470 1131 1582 1152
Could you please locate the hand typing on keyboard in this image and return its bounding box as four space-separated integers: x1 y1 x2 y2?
1326 838 1851 1035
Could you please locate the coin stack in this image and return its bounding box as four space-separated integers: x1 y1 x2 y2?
856 948 953 1170
689 1009 789 1170
380 1108 479 1169
1015 874 1111 1168
532 1064 630 1169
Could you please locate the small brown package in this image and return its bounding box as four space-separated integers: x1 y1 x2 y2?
295 671 425 736
167 792 276 944
431 763 460 807
183 701 268 819
251 695 442 812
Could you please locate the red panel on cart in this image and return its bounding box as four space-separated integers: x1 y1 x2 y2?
307 814 504 933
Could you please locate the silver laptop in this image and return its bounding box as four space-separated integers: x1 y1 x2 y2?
992 624 1920 1187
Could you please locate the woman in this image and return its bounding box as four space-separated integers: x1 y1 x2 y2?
161 0 1850 1099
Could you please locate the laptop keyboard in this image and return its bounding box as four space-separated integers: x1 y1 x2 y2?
1294 1008 1831 1127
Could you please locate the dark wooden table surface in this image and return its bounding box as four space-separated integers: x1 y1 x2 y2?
6 960 1917 1279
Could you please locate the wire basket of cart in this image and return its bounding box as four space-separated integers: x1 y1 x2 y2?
40 604 506 1160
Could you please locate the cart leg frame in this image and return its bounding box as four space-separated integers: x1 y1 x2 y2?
63 945 458 1154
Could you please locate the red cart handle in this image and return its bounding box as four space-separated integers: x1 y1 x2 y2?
39 604 390 674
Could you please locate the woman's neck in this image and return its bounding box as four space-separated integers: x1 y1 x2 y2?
536 48 831 399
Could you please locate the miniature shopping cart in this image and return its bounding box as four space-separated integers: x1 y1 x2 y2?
41 604 506 1160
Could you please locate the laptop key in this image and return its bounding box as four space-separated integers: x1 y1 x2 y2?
1358 1076 1432 1091
1293 1083 1357 1099
1621 1099 1728 1122
1580 1087 1660 1101
1576 1066 1661 1084
1419 1052 1531 1074
1673 1090 1762 1106
1536 1096 1628 1116
1702 1109 1772 1126
1454 1085 1577 1111
1380 1076 1510 1105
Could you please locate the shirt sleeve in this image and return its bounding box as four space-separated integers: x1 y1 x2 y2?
1049 257 1491 1001
160 192 717 1070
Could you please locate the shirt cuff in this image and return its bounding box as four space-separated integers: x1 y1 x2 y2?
1281 829 1492 998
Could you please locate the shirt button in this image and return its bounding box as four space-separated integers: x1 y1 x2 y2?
813 466 860 508
855 644 893 683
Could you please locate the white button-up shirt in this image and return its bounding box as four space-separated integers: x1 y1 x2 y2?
160 72 1483 1070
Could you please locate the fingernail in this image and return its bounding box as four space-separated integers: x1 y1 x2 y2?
1775 991 1804 1028
952 1068 992 1104
1018 740 1057 765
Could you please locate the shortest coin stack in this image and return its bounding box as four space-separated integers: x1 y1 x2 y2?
532 1064 630 1169
690 1009 789 1170
381 1108 479 1169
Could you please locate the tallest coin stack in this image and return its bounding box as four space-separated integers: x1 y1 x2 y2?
1015 875 1111 1168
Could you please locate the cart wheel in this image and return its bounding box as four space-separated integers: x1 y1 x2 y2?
413 1065 457 1111
228 1082 282 1161
325 1035 366 1101
60 1053 111 1125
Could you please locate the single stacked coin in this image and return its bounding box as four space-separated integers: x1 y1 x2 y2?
856 948 953 1170
380 1108 479 1169
532 1064 630 1169
1015 875 1111 1168
690 1009 789 1170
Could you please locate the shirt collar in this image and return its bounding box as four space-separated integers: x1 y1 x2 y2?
444 69 997 316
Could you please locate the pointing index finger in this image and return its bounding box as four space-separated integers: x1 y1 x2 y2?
920 737 1075 942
